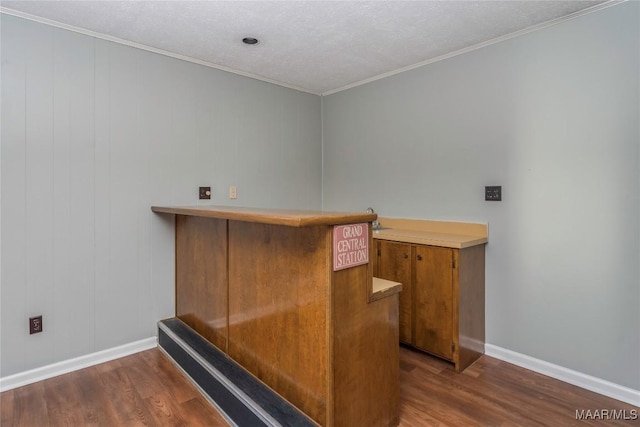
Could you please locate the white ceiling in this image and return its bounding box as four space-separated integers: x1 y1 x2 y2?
1 0 613 95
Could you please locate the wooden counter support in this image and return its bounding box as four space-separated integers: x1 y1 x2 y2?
152 205 401 427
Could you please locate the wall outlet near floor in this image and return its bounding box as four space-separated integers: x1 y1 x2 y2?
229 186 237 199
29 315 43 334
485 186 502 201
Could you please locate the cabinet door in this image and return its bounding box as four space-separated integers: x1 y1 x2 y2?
378 241 412 343
414 245 453 360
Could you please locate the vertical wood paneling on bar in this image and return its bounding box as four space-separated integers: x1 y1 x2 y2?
332 263 400 427
227 221 329 425
93 38 112 352
175 216 228 350
23 19 55 370
0 15 28 376
54 28 97 361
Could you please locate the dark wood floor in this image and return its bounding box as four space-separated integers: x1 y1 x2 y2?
1 349 229 426
398 346 638 426
2 346 638 426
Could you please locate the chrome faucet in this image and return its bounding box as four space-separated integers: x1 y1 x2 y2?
366 207 381 230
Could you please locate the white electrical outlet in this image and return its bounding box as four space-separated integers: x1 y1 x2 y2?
229 186 237 199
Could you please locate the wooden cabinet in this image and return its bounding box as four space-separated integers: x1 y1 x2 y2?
414 245 455 360
378 241 412 343
376 239 485 372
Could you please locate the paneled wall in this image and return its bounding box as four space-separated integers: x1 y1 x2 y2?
322 2 640 389
1 14 322 377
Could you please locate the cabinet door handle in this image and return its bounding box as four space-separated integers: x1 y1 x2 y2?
417 254 423 261
403 253 408 259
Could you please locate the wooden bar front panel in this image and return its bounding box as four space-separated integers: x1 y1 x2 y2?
175 215 228 351
332 263 400 427
227 221 330 426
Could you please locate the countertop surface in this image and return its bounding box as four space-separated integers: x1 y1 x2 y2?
372 217 488 249
372 277 403 300
151 205 377 227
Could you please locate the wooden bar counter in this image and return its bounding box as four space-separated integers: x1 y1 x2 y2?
152 205 401 427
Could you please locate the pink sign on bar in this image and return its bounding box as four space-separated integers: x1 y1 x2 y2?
333 223 369 271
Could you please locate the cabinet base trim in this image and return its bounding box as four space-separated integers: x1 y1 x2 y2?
485 344 640 407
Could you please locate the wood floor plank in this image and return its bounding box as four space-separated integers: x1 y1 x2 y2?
179 396 231 426
142 391 189 426
1 347 637 426
94 356 122 374
69 368 121 426
437 365 566 423
457 357 635 427
398 347 638 427
43 374 85 427
139 348 201 404
98 366 158 426
11 381 50 427
0 388 15 426
126 353 170 400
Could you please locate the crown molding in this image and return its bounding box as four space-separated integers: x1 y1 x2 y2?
322 0 627 96
0 7 320 96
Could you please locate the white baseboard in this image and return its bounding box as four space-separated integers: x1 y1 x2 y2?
485 344 640 407
0 337 157 392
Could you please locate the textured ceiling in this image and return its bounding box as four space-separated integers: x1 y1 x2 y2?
1 0 612 94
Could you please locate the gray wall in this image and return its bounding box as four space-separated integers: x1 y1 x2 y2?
322 2 639 389
1 14 322 377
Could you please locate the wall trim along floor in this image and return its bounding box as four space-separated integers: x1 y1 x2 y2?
1 338 638 408
485 344 640 407
0 337 157 392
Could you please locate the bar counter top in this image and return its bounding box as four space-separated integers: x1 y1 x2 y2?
151 205 377 227
373 217 488 249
